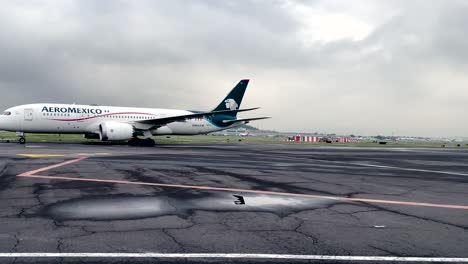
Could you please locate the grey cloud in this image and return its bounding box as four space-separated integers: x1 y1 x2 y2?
0 0 467 136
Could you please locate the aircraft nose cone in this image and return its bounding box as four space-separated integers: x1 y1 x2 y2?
0 115 12 131
0 116 5 130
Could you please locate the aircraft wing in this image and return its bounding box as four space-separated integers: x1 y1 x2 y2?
137 107 259 127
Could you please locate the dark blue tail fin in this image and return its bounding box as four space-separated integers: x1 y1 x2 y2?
212 79 249 117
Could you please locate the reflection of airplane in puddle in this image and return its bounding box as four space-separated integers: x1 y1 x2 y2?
45 193 333 221
0 79 269 145
233 195 245 205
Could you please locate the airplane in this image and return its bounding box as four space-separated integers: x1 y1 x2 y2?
239 131 252 137
0 79 269 145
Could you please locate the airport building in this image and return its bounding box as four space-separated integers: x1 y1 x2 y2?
287 135 360 143
287 135 320 142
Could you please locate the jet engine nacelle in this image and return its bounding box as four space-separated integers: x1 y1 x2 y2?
99 121 134 141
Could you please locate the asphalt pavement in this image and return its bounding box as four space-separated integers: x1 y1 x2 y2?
0 142 467 263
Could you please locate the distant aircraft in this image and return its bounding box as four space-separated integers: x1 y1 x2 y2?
239 131 252 137
0 79 269 145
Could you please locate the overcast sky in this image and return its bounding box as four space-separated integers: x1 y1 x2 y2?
0 0 467 137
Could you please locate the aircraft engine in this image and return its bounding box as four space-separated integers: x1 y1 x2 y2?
99 121 134 141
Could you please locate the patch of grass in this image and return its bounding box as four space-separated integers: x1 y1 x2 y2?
157 135 284 144
0 131 464 148
0 132 98 143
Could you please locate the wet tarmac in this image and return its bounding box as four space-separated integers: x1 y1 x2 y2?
0 142 467 263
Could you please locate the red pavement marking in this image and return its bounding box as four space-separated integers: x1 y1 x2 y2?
18 157 88 177
16 157 468 210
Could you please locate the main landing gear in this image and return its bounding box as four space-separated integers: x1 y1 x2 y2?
16 132 26 144
128 137 155 147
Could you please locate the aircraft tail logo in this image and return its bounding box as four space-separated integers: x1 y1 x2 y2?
224 99 238 110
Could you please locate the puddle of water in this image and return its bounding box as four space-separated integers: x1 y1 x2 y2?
46 196 175 220
44 192 335 221
191 193 331 211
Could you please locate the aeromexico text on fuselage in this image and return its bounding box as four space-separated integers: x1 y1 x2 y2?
42 106 103 115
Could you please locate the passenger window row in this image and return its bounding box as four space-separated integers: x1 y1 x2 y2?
107 115 154 119
43 113 71 117
41 112 156 119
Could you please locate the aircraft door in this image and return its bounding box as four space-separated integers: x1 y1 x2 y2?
24 108 33 121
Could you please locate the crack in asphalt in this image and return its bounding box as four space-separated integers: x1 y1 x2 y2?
161 228 186 252
17 184 44 218
370 245 403 256
327 206 383 224
11 233 20 253
293 218 319 244
56 238 63 253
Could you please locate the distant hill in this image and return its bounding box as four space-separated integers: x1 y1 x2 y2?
238 124 259 130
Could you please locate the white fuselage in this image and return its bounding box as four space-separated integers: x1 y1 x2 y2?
0 103 237 136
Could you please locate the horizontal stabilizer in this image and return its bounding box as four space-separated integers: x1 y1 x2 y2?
222 117 271 123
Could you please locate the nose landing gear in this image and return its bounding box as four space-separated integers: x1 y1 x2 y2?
16 132 26 144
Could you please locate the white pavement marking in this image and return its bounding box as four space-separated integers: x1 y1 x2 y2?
350 162 468 177
311 158 468 177
0 253 466 262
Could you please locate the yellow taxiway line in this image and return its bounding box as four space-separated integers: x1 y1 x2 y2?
17 154 65 158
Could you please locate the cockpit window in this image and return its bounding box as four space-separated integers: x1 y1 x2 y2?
3 111 11 116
